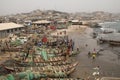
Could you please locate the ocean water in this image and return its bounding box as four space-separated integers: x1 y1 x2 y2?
96 22 120 41
89 23 120 78
93 22 120 58
99 21 120 32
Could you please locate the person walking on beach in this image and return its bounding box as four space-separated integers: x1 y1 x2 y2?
93 66 100 79
85 44 88 47
66 45 71 59
76 48 80 54
92 54 96 59
88 51 91 56
72 41 74 51
92 48 97 59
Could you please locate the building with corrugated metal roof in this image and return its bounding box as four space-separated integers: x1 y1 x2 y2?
0 22 24 38
32 20 51 26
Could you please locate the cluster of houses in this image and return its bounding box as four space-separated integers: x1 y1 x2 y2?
0 19 85 38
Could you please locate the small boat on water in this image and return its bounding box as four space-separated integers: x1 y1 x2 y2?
97 33 120 45
100 28 116 34
109 40 120 46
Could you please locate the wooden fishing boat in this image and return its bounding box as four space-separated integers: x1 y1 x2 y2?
14 56 66 64
41 78 83 80
3 62 78 73
0 67 76 79
109 41 120 46
1 47 22 52
98 39 109 43
20 62 77 72
14 60 71 67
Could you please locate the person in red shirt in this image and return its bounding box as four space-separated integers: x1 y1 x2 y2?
42 36 48 44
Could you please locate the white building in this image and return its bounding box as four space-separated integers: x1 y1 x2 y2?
71 20 82 25
0 22 24 38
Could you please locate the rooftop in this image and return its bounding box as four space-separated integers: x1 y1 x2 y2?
32 20 51 24
71 20 80 22
0 22 23 31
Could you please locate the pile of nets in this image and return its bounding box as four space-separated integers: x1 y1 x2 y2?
10 40 22 46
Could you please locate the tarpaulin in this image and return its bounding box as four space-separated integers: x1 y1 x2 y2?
41 49 48 61
42 37 48 43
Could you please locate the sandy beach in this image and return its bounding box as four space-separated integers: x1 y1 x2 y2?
50 25 87 36
0 25 120 79
51 24 120 79
65 25 120 79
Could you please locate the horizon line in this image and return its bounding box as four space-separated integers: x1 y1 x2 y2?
1 9 120 16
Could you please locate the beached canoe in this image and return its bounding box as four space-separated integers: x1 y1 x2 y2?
0 67 76 79
8 62 78 72
41 78 83 80
3 61 78 71
14 56 66 64
14 60 71 67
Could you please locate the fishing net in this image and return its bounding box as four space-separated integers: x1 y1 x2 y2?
41 49 48 61
7 74 15 80
10 40 22 46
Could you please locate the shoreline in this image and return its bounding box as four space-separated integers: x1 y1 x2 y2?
0 24 120 79
67 26 120 79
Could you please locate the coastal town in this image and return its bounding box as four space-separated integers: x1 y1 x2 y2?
1 10 120 24
0 9 120 80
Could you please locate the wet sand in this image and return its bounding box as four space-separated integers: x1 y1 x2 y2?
68 26 120 79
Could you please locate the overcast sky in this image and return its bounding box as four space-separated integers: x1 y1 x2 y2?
0 0 120 15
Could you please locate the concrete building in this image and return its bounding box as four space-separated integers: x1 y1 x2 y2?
32 20 51 26
71 20 82 25
0 22 24 38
